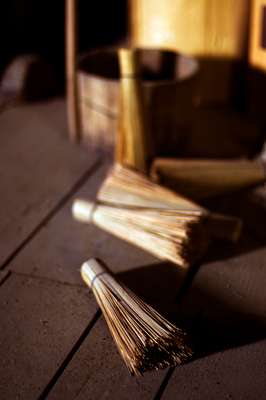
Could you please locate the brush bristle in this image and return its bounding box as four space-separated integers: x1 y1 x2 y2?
72 165 241 265
81 259 193 376
94 164 209 267
93 203 207 267
98 164 206 211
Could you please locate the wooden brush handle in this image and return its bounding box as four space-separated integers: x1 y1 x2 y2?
116 48 149 174
81 259 107 289
151 158 266 200
72 199 95 223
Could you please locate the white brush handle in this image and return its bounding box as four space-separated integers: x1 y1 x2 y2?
72 199 95 223
81 259 107 289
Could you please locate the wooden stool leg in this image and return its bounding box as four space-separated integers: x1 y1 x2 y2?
65 0 80 141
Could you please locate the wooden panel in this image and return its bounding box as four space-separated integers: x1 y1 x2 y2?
131 0 250 105
80 100 117 150
250 0 266 71
131 0 249 58
0 100 98 268
0 273 98 400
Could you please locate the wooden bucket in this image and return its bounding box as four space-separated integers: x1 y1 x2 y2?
78 47 199 156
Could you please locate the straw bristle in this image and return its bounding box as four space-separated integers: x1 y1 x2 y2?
81 259 193 376
151 158 266 200
90 164 209 267
98 164 206 213
97 163 242 243
93 203 208 267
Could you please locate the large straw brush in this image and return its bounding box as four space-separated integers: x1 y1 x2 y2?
73 164 241 268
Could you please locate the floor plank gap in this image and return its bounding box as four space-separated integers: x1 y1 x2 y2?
0 160 102 272
38 309 102 400
0 270 11 287
12 271 84 288
153 367 175 400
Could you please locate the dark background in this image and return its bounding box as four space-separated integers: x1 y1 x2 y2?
0 1 128 85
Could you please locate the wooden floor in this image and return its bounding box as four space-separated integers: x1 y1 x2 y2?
0 100 265 400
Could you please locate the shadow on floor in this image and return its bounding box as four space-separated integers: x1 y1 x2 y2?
117 230 266 362
177 287 266 361
202 188 266 246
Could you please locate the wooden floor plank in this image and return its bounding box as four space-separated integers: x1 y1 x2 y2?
177 234 266 332
0 273 98 400
162 340 266 400
47 317 167 400
161 233 266 399
0 100 98 268
3 100 265 399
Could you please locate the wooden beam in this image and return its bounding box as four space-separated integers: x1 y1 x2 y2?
66 0 81 141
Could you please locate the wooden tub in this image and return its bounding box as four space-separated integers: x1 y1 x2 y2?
77 47 199 156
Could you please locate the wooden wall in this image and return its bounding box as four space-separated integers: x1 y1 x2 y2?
131 0 250 59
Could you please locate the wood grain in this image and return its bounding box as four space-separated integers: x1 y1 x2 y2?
131 0 249 58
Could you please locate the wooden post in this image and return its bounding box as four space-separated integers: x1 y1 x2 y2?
65 0 80 141
250 0 266 71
